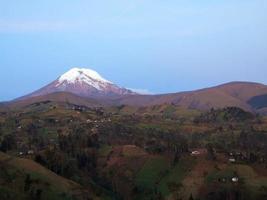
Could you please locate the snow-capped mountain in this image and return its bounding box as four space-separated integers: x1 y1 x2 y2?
22 67 136 99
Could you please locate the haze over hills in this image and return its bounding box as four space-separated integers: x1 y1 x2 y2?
4 68 267 113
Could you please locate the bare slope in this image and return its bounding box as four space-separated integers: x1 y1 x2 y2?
115 82 267 111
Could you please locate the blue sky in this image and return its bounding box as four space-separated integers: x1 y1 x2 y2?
1 0 267 101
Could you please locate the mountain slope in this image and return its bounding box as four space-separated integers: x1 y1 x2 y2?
215 82 267 102
115 82 267 111
7 92 106 109
21 68 135 99
248 93 267 109
247 93 267 115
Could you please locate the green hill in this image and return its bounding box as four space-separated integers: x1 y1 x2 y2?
0 152 97 200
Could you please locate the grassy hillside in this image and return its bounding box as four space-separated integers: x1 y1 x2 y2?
0 152 97 200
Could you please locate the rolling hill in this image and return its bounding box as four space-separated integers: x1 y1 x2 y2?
5 80 267 113
115 82 267 111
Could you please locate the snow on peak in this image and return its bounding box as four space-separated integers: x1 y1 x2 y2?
58 67 112 84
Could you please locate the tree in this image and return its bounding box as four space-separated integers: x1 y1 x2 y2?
24 174 32 192
0 134 16 152
206 143 216 160
35 189 42 200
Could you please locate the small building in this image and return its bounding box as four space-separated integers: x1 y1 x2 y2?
191 151 200 156
27 150 34 155
229 158 236 163
232 177 239 183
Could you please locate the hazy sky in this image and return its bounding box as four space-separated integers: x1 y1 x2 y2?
1 0 267 101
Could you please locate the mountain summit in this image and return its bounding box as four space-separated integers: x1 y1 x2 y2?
56 68 113 90
22 67 136 99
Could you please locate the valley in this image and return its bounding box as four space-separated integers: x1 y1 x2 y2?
1 99 267 199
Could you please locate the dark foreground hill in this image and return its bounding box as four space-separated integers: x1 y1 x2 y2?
0 152 96 200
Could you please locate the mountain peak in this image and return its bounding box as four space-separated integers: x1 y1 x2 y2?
58 67 112 85
21 67 135 99
55 67 114 91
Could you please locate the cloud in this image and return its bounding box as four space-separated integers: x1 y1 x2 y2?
127 88 153 95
